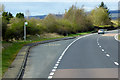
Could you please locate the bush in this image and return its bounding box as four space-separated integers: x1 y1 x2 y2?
64 5 93 33
43 14 58 33
57 19 73 35
27 18 46 35
89 7 111 26
5 18 25 40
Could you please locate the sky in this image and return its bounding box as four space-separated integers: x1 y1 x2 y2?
0 1 119 16
0 0 119 2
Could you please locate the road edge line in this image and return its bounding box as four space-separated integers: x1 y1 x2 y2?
114 34 120 42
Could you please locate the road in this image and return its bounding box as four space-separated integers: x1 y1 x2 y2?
23 30 119 79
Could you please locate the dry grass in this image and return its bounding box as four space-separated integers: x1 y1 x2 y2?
118 34 120 40
40 33 64 38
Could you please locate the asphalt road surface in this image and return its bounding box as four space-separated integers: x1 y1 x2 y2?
23 30 119 79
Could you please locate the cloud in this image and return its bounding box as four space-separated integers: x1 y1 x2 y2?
1 0 119 2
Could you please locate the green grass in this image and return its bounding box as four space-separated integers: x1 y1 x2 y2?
2 31 92 76
99 25 111 28
67 32 91 37
2 37 64 75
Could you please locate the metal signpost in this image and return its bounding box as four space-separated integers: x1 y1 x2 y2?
24 22 28 41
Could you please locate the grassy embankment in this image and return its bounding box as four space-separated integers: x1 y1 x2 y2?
2 32 91 75
118 34 120 40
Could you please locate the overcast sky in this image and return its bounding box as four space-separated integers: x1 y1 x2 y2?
1 0 119 16
0 0 119 2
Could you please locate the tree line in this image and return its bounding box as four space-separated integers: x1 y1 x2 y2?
1 2 112 41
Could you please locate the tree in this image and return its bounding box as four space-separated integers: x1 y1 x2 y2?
99 2 107 9
64 5 93 33
89 7 111 26
16 13 24 18
99 2 111 17
5 18 25 40
43 14 58 33
2 12 13 23
2 19 7 40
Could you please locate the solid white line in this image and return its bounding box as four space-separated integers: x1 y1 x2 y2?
114 34 120 42
114 62 119 66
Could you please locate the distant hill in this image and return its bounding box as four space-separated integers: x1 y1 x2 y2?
29 14 64 19
28 10 120 20
109 10 120 13
109 10 120 20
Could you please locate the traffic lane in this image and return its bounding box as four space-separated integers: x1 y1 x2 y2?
53 34 118 78
58 34 116 69
23 39 75 78
98 35 118 62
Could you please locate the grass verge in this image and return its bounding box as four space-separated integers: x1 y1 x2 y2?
118 34 120 40
2 31 91 76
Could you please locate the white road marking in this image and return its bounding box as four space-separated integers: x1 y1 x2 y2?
52 69 56 72
57 61 60 64
114 34 120 42
106 54 110 57
55 64 59 67
61 53 64 56
102 49 104 52
58 59 61 62
114 62 119 66
53 66 57 69
59 56 62 60
48 33 95 79
99 46 101 48
49 72 54 76
48 76 53 79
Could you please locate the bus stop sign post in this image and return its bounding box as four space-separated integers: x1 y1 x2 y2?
24 22 28 41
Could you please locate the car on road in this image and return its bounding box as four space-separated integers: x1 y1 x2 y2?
98 29 105 34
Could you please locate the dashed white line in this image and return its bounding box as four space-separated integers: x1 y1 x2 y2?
102 49 104 52
106 54 110 57
48 76 53 79
57 61 60 64
59 56 62 60
47 34 95 79
52 69 56 72
53 66 57 69
114 62 119 66
99 46 101 48
55 64 59 67
49 72 54 76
